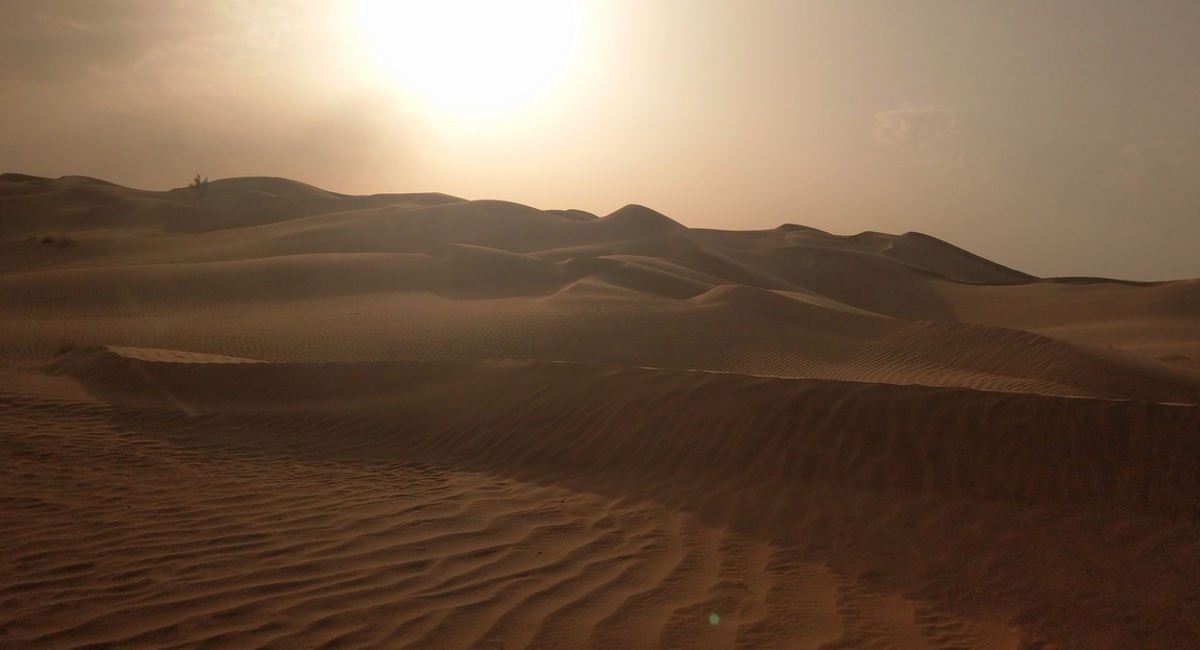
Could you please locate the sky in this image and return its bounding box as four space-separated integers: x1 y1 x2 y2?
2 1 1198 280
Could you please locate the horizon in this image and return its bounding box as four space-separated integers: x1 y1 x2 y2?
2 1 1198 281
0 169 1158 284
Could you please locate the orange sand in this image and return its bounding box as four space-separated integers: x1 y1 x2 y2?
2 174 1199 649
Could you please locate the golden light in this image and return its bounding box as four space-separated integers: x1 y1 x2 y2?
355 0 587 119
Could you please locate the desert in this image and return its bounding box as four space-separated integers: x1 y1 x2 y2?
2 173 1199 649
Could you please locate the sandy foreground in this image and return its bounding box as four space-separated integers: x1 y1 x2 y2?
2 174 1199 649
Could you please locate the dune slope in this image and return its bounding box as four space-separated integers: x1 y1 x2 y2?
2 174 1197 401
3 174 1200 649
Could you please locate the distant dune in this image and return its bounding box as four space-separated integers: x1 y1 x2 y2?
3 174 1199 649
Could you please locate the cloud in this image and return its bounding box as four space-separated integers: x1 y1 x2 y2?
872 102 992 179
874 103 960 149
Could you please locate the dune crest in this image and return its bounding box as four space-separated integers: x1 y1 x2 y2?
3 175 1199 649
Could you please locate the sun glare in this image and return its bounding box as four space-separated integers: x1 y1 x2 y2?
355 0 586 119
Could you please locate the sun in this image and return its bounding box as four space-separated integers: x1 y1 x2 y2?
355 0 586 119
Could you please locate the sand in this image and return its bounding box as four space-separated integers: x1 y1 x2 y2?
2 174 1199 649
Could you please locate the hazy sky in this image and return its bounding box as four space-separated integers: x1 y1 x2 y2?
2 1 1198 280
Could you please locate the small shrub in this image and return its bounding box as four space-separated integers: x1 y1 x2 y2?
41 235 55 244
189 174 211 199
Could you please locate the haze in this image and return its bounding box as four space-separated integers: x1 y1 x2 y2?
2 0 1198 280
6 4 1200 648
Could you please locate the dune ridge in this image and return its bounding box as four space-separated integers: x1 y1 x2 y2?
3 174 1197 400
4 174 1200 649
4 346 1197 649
46 346 1200 517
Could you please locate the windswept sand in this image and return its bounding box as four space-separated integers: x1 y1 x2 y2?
2 174 1199 649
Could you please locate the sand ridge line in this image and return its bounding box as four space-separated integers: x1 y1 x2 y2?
0 396 1030 650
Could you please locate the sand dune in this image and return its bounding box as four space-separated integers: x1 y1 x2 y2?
3 174 1196 399
3 174 1200 649
1 396 1027 650
46 346 1200 515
